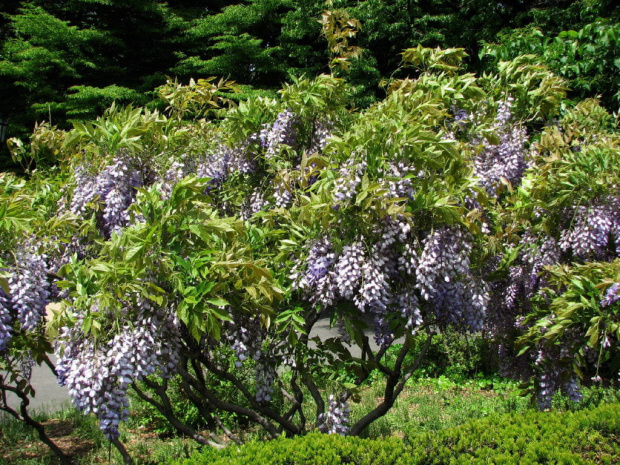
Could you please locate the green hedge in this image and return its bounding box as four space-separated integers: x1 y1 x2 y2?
408 403 620 464
175 404 620 465
174 434 410 465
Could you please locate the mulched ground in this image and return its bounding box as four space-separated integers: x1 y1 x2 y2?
0 418 95 464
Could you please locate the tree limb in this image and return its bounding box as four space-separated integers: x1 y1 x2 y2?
198 354 301 435
175 362 282 439
349 331 433 436
0 382 72 465
110 436 133 465
133 379 222 448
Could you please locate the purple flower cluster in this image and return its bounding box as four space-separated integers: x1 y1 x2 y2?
379 162 415 200
333 159 366 206
559 204 620 260
227 318 263 368
318 394 351 435
334 242 365 299
354 252 391 314
56 302 180 439
70 156 143 238
308 119 333 155
474 98 528 196
292 219 487 345
9 246 50 332
0 289 13 352
102 158 143 236
255 362 275 403
601 283 620 307
242 190 268 220
195 146 235 193
487 232 561 336
291 237 338 307
416 227 487 331
274 183 294 208
394 290 423 332
225 318 277 403
160 158 195 199
537 368 559 410
535 359 582 410
260 110 299 158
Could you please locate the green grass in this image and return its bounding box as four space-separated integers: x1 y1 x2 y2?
351 375 529 439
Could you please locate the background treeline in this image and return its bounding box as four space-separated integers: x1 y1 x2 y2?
1 0 619 168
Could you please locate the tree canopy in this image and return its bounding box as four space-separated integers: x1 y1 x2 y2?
2 0 619 170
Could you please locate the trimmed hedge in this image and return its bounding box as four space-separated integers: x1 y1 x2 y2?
408 403 620 464
175 404 620 465
173 434 410 465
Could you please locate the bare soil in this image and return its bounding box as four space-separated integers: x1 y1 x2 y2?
0 418 94 464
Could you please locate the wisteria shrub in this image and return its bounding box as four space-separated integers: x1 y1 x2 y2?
1 47 619 463
491 98 620 407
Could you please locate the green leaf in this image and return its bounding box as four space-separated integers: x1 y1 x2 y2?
125 244 145 262
206 297 230 307
208 304 232 322
92 263 113 273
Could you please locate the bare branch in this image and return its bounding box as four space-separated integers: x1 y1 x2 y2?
349 331 434 436
110 437 133 465
132 380 221 448
0 382 72 464
175 362 282 439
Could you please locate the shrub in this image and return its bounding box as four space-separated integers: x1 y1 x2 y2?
174 433 410 465
406 403 620 464
3 43 620 464
177 404 620 465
